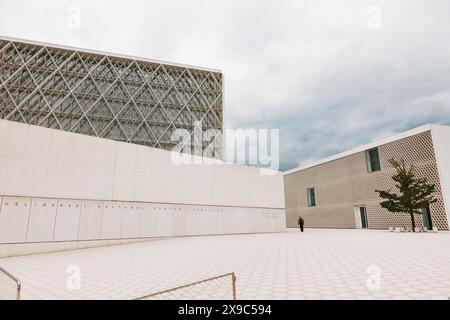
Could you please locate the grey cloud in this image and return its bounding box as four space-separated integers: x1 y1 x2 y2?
1 0 449 171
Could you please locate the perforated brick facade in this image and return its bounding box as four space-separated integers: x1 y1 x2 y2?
284 130 450 230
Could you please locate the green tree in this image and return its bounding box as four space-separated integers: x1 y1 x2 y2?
375 159 437 232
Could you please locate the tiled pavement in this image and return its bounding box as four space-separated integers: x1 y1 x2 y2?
0 229 449 300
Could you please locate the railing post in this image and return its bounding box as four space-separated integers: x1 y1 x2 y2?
0 266 21 300
231 272 237 300
134 272 237 300
16 281 21 300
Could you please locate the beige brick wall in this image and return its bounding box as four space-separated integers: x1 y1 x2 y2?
284 131 449 230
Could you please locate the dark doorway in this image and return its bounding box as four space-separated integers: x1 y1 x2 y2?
421 206 433 230
360 207 368 229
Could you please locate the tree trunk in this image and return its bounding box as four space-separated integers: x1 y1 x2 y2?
410 211 416 232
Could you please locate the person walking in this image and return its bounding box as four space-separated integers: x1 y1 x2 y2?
298 216 304 232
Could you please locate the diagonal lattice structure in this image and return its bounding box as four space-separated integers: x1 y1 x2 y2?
0 37 223 158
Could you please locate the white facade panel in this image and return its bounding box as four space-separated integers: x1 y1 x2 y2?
78 201 103 241
223 207 236 234
140 204 158 238
171 205 186 237
100 202 123 240
208 208 218 235
0 197 31 243
184 206 198 236
198 208 208 235
211 208 220 234
245 208 257 233
26 198 57 242
121 203 142 239
234 207 245 234
53 200 81 241
155 204 171 237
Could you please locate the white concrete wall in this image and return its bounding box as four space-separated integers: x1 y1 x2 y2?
0 196 285 244
0 119 284 208
431 124 450 229
0 119 286 256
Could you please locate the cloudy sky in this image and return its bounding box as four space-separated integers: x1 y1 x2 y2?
1 0 450 170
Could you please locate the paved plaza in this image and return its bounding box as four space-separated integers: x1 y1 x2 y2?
0 229 450 300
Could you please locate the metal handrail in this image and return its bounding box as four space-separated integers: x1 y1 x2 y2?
134 272 237 300
0 266 21 300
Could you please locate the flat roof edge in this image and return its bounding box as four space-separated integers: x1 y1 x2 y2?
283 124 439 176
0 35 223 73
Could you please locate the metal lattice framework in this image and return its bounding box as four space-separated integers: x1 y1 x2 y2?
0 37 223 157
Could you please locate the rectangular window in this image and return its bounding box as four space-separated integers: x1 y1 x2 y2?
365 147 381 172
307 188 316 207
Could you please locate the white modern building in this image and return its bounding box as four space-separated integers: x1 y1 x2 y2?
0 37 286 258
0 119 285 258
